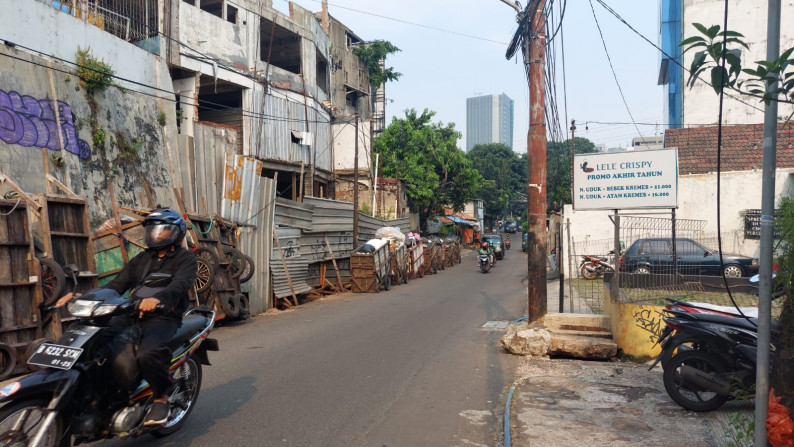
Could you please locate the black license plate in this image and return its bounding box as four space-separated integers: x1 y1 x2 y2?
27 343 83 370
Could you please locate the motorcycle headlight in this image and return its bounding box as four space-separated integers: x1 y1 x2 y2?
67 300 119 317
67 299 99 317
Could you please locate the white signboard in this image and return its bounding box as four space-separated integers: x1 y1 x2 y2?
573 148 678 210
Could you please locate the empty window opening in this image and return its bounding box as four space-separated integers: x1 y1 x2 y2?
260 17 302 75
226 4 238 24
345 31 360 51
316 50 329 94
200 0 223 18
197 77 244 152
183 0 196 5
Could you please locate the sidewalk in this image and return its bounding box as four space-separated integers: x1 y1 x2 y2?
505 277 753 447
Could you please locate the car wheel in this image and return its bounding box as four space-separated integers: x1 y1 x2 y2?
723 264 744 278
634 266 651 274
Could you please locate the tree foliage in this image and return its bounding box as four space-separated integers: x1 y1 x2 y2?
374 109 481 230
467 143 525 220
546 137 599 207
352 40 402 88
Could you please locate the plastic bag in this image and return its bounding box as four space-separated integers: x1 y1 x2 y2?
768 388 794 447
375 227 405 244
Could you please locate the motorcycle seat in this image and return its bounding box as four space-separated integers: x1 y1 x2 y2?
169 313 210 351
674 310 779 335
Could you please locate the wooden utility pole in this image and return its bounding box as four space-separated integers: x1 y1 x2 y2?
353 115 360 246
526 1 548 322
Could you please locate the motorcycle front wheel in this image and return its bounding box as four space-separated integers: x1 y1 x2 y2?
0 397 67 447
153 357 203 437
662 350 729 412
580 262 599 280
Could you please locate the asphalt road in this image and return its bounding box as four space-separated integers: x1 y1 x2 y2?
98 248 528 447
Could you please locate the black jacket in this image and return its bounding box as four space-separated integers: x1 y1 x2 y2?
105 246 197 317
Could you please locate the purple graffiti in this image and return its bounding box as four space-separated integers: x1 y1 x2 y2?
0 89 91 160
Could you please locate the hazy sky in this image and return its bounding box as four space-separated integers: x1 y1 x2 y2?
277 0 665 152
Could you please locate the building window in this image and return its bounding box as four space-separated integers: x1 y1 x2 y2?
200 0 223 18
260 17 302 75
226 5 238 24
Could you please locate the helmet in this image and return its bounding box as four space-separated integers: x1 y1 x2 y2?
144 208 187 250
481 242 489 249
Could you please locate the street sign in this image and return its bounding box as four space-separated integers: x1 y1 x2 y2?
572 148 678 210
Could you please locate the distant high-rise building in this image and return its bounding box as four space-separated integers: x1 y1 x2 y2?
466 93 514 152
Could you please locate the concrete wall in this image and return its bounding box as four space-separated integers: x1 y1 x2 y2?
333 120 371 171
682 0 794 125
562 169 794 276
0 4 178 228
603 290 665 358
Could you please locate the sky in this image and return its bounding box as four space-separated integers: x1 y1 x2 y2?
275 0 665 153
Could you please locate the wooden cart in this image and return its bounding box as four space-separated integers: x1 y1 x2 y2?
389 243 408 286
0 198 43 380
351 242 390 293
421 240 439 275
406 242 424 279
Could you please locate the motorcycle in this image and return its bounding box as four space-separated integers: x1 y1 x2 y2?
504 236 511 250
579 254 612 280
658 307 777 412
0 270 219 446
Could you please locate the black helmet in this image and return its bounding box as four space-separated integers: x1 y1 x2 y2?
144 208 187 250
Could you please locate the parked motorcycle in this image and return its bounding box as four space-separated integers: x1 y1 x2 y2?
579 248 623 280
658 307 777 411
0 272 219 446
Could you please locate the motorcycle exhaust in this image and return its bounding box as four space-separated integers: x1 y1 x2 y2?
679 365 731 396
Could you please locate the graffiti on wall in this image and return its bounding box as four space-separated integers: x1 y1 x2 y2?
0 89 91 159
633 306 666 345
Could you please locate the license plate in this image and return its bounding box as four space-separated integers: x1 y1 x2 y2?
27 343 84 370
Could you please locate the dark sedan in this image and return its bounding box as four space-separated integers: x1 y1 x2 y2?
618 237 758 277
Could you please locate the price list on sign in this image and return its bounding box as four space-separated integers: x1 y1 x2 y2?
744 209 781 239
573 148 678 211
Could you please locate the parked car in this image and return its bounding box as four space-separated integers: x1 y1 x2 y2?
618 237 758 277
521 232 528 252
504 220 518 233
482 234 505 260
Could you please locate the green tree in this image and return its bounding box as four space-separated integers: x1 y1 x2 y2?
352 40 402 88
684 23 794 413
374 109 481 231
467 143 525 222
546 137 599 207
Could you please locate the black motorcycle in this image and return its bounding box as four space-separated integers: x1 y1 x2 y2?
479 251 492 273
0 273 219 446
659 306 777 411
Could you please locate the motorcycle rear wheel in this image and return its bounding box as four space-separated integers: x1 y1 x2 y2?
663 350 729 412
0 397 67 447
153 357 203 437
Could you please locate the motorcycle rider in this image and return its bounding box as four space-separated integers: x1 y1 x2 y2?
56 208 197 427
479 242 495 266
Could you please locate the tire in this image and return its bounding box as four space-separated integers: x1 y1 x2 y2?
659 336 709 371
239 255 255 284
634 266 651 274
192 247 219 270
152 357 203 437
235 293 250 318
723 264 744 278
662 351 730 412
38 257 65 307
580 262 599 280
194 258 215 294
0 343 16 380
220 294 240 319
383 275 391 291
223 248 246 279
0 397 65 447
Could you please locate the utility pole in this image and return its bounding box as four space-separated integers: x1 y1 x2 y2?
499 0 547 321
755 2 780 445
353 115 360 246
526 1 548 322
570 120 576 204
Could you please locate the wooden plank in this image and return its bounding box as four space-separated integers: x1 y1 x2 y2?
324 235 344 290
108 183 129 264
272 228 298 306
92 221 144 240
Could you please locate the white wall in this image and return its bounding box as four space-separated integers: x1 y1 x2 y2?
682 1 794 125
3 0 168 98
562 169 794 276
333 121 372 171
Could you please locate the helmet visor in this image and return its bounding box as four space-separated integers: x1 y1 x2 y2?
144 223 179 249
